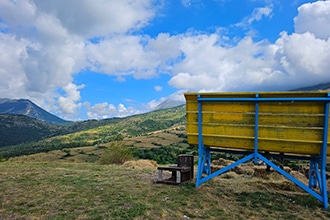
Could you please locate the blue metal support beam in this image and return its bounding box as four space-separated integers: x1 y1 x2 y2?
320 93 330 208
198 97 330 103
254 94 259 165
196 94 203 187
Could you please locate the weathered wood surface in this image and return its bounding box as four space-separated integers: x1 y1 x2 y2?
157 155 194 184
185 92 330 156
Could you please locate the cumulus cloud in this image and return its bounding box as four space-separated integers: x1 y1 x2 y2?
0 33 27 98
86 33 181 79
169 34 271 91
1 0 330 120
294 1 330 40
57 83 85 115
32 0 156 37
0 0 158 119
86 102 143 119
169 1 330 92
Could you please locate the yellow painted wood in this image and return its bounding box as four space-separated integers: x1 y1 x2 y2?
187 134 323 155
186 112 254 125
187 112 325 127
185 91 330 156
259 102 325 114
187 123 323 141
186 101 325 114
186 102 255 112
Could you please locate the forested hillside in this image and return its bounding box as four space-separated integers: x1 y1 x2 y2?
0 114 65 147
0 105 186 158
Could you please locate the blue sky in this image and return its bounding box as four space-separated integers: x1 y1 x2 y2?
1 0 330 120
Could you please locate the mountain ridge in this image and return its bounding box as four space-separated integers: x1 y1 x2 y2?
1 81 330 155
0 114 65 148
0 98 68 125
0 104 186 157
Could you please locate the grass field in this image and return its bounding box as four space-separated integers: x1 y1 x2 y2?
1 123 330 219
1 159 330 220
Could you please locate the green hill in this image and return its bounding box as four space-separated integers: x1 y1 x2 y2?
0 105 186 158
0 114 65 147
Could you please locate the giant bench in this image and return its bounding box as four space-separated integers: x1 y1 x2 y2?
185 91 330 208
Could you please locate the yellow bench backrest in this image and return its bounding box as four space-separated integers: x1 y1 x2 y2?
185 91 330 156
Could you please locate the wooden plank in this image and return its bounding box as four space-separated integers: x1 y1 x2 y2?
186 112 254 124
187 123 324 141
187 123 255 138
259 113 325 127
186 102 255 112
187 134 329 155
187 111 326 127
259 102 325 114
186 101 326 114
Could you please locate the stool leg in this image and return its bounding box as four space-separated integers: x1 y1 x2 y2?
158 170 163 181
176 171 181 183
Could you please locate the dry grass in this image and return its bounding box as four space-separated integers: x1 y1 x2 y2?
122 160 158 170
8 145 105 163
0 159 330 219
8 126 188 164
124 126 186 148
3 126 330 219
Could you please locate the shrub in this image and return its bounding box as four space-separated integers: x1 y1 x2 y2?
132 145 188 164
99 142 133 165
0 153 5 162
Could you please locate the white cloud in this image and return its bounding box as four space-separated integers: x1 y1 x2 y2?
86 35 148 78
86 33 181 79
236 4 273 28
0 0 158 119
169 34 271 91
86 102 143 119
0 33 27 98
294 1 330 40
272 31 330 83
147 99 164 109
169 1 330 92
86 102 114 119
57 83 85 115
31 0 157 37
169 72 221 90
1 0 330 120
0 0 36 32
154 85 163 91
168 90 186 102
248 6 273 23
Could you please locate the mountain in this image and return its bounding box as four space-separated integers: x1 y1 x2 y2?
0 98 68 124
0 114 65 148
0 113 124 149
0 105 186 157
155 99 185 110
291 82 330 91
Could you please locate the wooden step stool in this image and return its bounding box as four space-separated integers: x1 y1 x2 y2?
157 154 194 184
